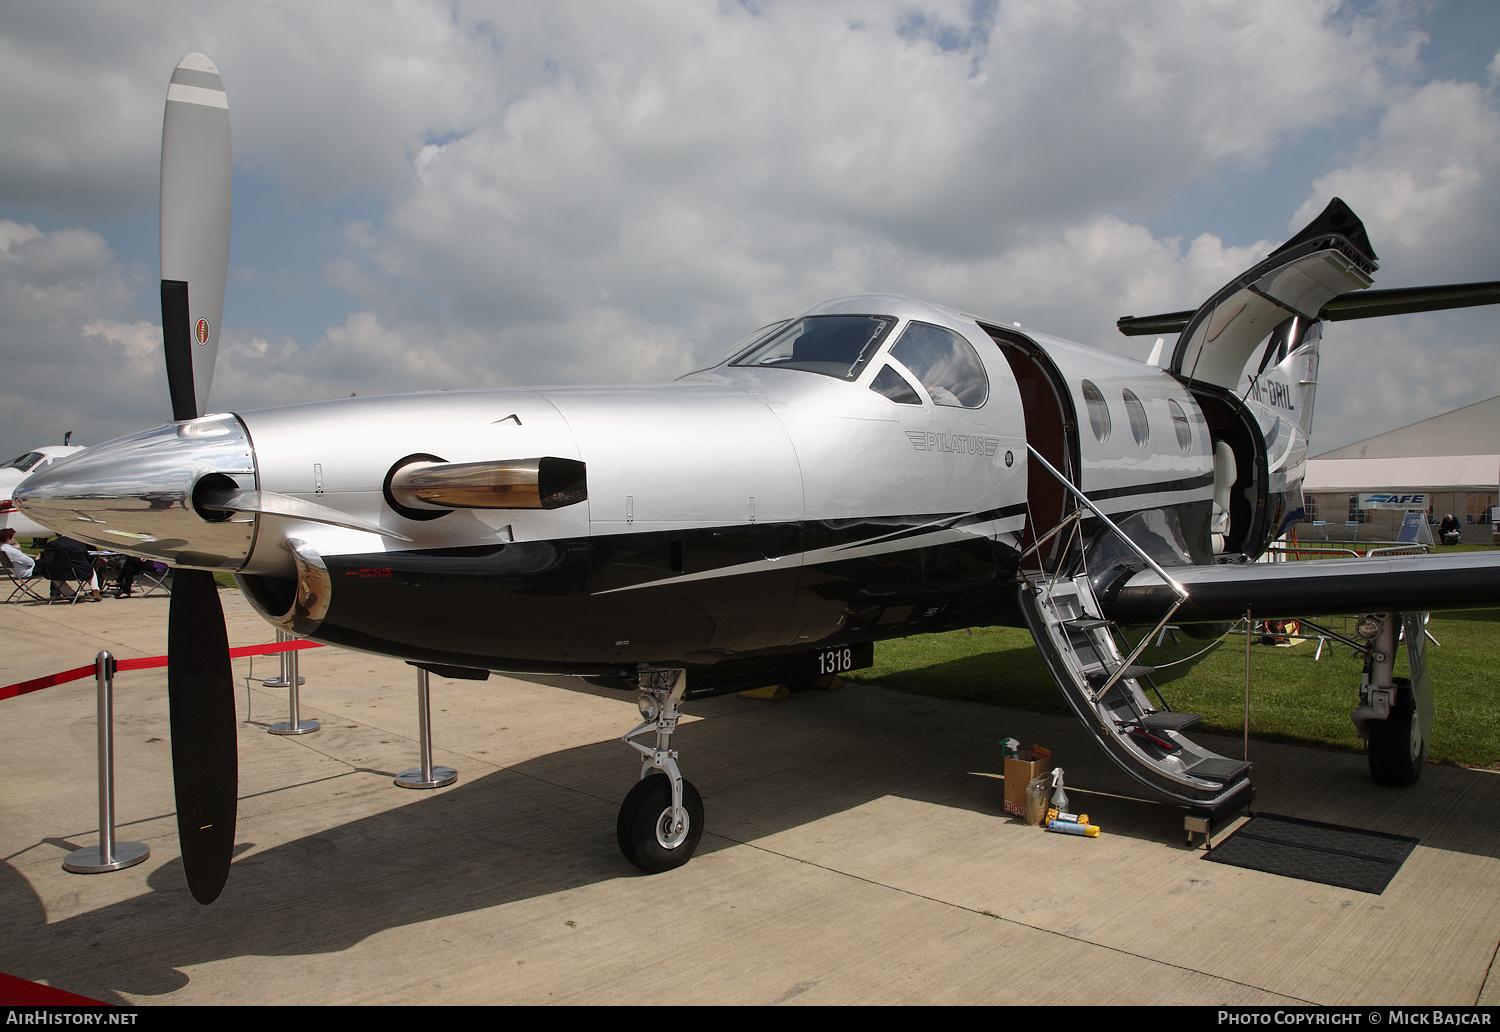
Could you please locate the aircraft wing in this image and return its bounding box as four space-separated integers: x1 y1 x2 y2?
1102 551 1500 624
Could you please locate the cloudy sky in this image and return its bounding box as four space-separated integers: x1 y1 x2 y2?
3 0 1498 463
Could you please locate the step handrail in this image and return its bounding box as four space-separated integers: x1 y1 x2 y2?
1024 445 1189 602
1024 445 1189 702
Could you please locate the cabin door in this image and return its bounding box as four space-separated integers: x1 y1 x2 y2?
986 328 1078 570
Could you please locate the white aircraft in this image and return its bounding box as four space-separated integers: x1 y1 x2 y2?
16 55 1500 904
1 440 87 540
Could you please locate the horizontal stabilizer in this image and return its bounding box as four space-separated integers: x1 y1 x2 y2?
1320 279 1500 321
1118 280 1500 336
1116 309 1197 337
1104 551 1500 625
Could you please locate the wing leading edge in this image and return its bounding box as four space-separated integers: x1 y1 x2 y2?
1103 551 1500 625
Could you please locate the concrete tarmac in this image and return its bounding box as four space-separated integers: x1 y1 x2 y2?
2 590 1498 1006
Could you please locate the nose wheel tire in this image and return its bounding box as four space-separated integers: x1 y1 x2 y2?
1368 683 1424 787
618 773 703 873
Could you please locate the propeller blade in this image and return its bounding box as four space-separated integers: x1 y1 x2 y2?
167 568 238 904
160 53 232 422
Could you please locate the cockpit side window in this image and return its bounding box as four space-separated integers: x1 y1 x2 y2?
0 452 43 472
731 315 896 380
870 363 923 405
888 322 988 408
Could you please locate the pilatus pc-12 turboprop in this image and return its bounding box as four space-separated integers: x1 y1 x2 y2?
18 54 1500 903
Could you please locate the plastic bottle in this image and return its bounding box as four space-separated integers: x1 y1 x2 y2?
1049 768 1068 812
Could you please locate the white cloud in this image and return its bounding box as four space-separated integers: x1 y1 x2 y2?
0 221 164 455
340 1 1418 352
2 1 1495 459
1291 74 1500 449
1297 78 1500 282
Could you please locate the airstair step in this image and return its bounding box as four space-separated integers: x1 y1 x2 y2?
1135 711 1201 732
1085 664 1155 689
1184 757 1251 783
1017 577 1255 822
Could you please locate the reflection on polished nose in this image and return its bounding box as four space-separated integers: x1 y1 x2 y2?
14 414 258 571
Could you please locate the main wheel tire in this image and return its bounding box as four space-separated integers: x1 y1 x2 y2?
617 773 704 873
1368 680 1424 787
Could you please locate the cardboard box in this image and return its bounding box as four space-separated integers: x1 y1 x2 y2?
1003 745 1051 817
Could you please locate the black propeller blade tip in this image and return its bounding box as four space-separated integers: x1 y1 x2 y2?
167 568 238 904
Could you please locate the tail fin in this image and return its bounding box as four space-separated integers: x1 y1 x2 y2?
1116 198 1500 549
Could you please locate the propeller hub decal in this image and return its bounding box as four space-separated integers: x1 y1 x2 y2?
196 318 210 345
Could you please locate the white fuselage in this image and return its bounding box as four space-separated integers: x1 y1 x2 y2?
16 295 1252 673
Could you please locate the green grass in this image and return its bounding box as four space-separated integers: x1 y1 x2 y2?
847 608 1500 771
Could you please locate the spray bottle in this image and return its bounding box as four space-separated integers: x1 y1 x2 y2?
1049 768 1068 813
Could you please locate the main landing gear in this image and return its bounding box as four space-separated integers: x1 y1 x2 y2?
618 667 704 873
1348 612 1432 787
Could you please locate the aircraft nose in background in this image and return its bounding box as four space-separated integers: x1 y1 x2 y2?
13 415 258 571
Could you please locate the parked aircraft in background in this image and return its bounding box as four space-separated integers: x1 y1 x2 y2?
1 440 86 540
16 54 1500 904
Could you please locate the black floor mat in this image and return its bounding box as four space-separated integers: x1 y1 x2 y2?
1204 813 1418 894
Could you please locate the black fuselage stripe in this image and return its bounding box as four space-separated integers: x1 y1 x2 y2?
1085 473 1214 503
834 502 1028 549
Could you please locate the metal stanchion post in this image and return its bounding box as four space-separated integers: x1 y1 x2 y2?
395 667 456 789
261 628 304 688
269 635 318 735
64 652 150 874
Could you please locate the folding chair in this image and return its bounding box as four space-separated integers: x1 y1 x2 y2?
1 552 48 603
90 552 125 596
135 563 172 598
37 551 88 604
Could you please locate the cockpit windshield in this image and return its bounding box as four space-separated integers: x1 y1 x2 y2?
731 315 896 380
0 452 43 472
681 320 789 378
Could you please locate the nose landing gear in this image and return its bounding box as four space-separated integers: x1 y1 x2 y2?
618 667 704 872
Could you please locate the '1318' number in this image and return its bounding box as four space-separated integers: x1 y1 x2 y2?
818 648 854 675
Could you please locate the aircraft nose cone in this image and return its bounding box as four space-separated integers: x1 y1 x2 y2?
14 414 258 570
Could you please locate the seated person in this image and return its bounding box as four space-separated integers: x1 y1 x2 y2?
1439 513 1462 546
114 555 152 597
37 535 100 600
0 527 35 577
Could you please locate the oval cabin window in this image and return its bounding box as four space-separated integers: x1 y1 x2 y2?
1082 381 1111 442
1168 398 1192 452
1122 389 1149 447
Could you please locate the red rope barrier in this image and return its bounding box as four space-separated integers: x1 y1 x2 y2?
0 639 324 701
